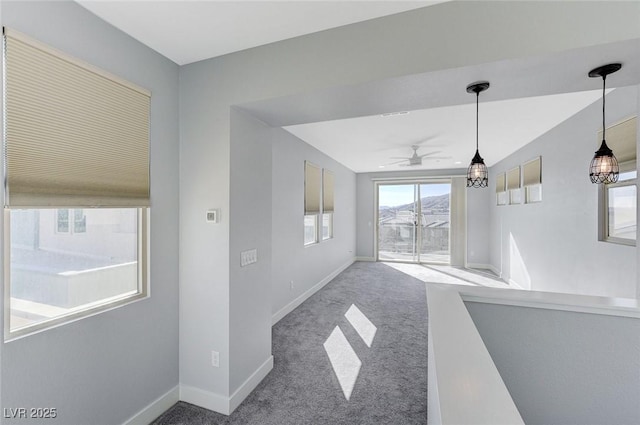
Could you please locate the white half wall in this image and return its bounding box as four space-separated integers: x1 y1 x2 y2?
271 128 356 320
466 300 640 425
488 86 638 298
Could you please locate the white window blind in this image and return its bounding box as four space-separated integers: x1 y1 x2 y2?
598 116 637 163
496 172 506 193
323 169 334 213
507 166 521 190
3 29 151 208
305 161 321 214
523 157 542 186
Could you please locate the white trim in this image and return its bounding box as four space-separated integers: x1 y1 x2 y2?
487 263 502 278
356 256 375 262
427 285 524 424
229 356 274 413
122 386 179 425
465 263 492 271
179 356 274 416
508 279 524 289
272 258 355 325
458 285 640 319
179 385 230 416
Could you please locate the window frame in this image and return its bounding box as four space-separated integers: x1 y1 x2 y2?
322 212 334 241
4 208 149 341
599 162 636 247
304 213 319 246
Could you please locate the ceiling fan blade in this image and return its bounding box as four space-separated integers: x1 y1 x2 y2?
422 156 452 160
387 159 410 165
418 151 443 158
389 156 412 160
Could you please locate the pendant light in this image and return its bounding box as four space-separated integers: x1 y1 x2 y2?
466 81 490 188
588 63 622 184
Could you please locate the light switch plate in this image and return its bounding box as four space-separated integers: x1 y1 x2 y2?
240 249 258 267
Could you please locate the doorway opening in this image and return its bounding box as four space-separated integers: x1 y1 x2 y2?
376 181 451 264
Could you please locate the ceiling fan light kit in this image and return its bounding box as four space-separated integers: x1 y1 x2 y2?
466 81 490 188
588 63 621 184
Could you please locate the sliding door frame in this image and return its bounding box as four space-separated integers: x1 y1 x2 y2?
374 178 453 264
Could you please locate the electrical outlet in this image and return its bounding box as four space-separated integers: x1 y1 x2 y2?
289 280 294 290
211 350 219 367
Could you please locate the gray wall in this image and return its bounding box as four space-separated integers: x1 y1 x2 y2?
488 86 638 298
179 0 640 409
271 128 356 318
229 109 273 392
355 169 490 266
1 2 179 424
466 301 640 425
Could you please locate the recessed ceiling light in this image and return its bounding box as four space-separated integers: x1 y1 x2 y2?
378 165 386 168
381 111 409 117
454 161 462 165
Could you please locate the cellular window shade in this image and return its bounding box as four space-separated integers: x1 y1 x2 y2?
507 167 521 190
523 157 542 187
496 173 506 193
4 29 151 208
598 116 637 163
323 169 334 213
304 162 321 214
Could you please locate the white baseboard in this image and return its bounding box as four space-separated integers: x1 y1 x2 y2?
272 257 355 325
229 355 274 413
465 263 492 271
488 264 502 278
180 384 230 415
508 279 524 289
179 355 274 417
356 256 375 262
122 385 179 425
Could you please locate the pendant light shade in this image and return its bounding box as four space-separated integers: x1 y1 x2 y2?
588 63 621 184
466 81 490 188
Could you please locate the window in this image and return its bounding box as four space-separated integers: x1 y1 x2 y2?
322 213 333 240
57 209 70 233
304 162 321 245
507 166 522 204
598 117 637 246
8 209 146 334
304 163 335 245
56 209 86 234
523 157 542 203
601 168 636 246
3 29 150 339
304 215 318 245
322 170 334 240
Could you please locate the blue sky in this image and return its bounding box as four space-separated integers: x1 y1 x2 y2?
379 183 450 208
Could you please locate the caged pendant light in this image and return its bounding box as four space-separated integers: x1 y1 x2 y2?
588 63 622 184
466 81 490 188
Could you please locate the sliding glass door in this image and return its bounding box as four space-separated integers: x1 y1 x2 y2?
377 181 451 264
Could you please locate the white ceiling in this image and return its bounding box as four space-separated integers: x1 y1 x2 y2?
77 0 444 65
76 1 639 174
284 90 607 173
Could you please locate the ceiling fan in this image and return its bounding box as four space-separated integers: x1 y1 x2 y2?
388 145 450 167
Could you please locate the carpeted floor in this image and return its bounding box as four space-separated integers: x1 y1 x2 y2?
152 261 429 425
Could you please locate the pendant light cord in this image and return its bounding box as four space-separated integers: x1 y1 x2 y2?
476 91 479 151
602 75 606 140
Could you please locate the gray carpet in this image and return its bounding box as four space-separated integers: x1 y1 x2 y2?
153 261 429 424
